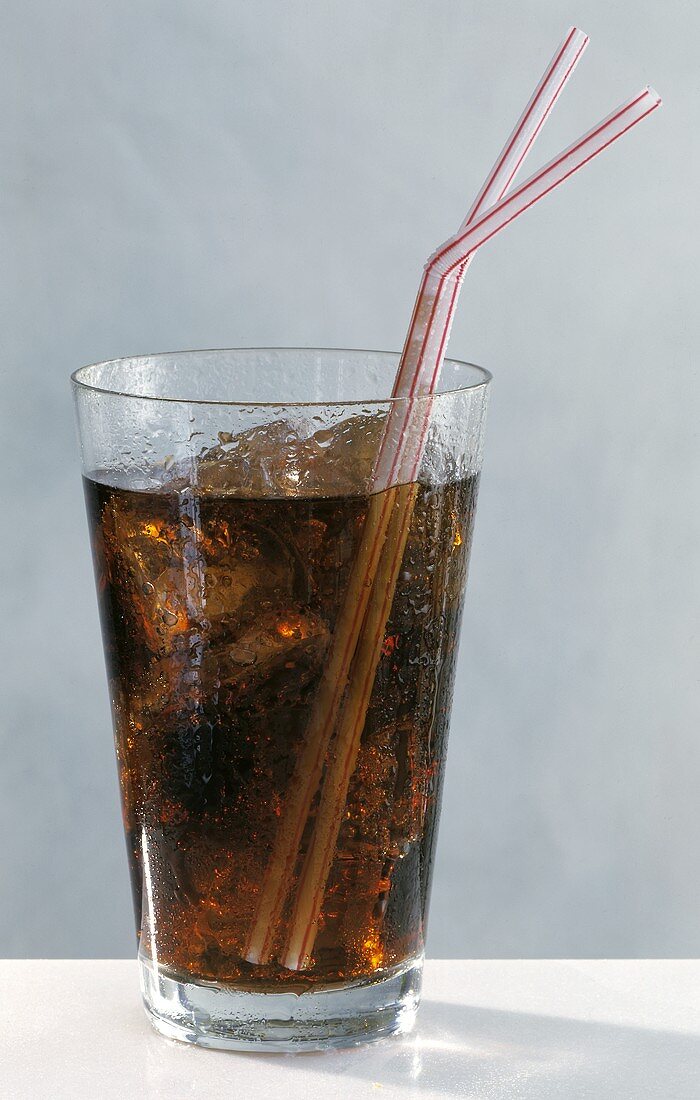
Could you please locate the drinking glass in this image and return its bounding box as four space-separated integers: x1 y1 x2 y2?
72 348 490 1050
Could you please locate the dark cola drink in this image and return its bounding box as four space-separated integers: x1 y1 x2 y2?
84 451 478 988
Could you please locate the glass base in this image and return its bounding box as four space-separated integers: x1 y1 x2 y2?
139 953 423 1052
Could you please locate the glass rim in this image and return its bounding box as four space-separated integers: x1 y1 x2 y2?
70 346 492 408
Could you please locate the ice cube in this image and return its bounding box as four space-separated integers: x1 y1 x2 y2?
100 497 193 655
203 607 330 703
200 517 298 634
193 412 385 498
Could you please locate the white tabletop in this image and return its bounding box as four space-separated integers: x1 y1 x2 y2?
3 959 700 1099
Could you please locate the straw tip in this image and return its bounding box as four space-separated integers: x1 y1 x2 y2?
569 26 589 44
646 85 663 107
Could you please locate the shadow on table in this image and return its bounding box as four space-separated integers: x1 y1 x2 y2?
227 996 700 1099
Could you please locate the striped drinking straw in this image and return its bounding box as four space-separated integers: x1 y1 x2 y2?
246 38 661 974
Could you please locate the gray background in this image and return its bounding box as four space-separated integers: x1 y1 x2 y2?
1 0 696 959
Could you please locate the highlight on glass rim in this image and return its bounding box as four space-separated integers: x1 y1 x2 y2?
71 25 660 1052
